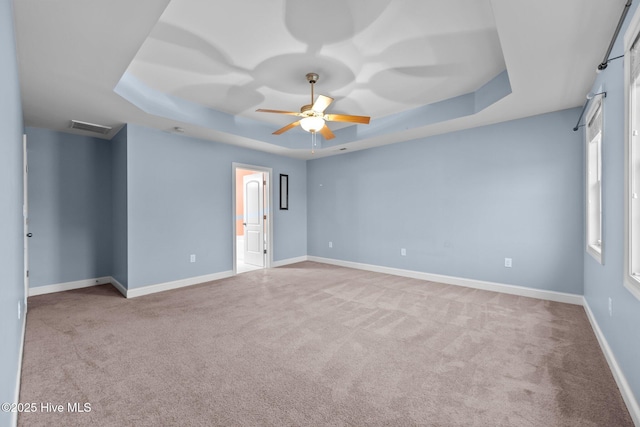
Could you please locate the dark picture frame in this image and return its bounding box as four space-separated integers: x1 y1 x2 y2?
280 174 289 210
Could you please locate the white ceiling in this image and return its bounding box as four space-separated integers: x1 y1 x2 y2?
13 0 627 159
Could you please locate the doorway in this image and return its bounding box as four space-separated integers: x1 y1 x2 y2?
232 163 272 274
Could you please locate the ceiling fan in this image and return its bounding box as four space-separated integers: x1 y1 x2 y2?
256 73 370 140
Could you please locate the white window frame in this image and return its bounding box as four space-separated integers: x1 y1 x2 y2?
624 8 640 301
585 95 603 264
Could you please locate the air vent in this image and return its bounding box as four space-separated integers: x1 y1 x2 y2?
69 120 112 135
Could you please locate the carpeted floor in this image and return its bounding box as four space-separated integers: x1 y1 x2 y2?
18 262 632 426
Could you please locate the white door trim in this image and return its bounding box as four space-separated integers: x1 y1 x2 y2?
232 163 273 274
23 134 29 308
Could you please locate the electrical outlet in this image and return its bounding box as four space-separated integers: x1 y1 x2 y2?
504 258 512 268
401 248 406 256
190 254 196 263
329 242 333 248
608 297 613 317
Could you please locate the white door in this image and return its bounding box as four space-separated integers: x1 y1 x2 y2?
23 134 29 303
243 173 264 267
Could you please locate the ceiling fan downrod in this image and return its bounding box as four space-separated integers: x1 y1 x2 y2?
306 72 319 105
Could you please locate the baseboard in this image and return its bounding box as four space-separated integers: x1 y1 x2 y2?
25 259 583 305
27 272 237 299
307 256 583 305
583 299 640 426
28 276 112 297
126 271 234 298
109 277 127 298
272 256 309 268
11 305 27 427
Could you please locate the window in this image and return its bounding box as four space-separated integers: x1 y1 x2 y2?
586 97 603 263
624 12 640 300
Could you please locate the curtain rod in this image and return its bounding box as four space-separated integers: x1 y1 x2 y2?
574 2 632 131
598 0 633 71
573 92 606 132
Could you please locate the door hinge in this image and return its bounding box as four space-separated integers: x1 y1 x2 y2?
263 180 266 185
263 249 267 254
263 214 267 220
26 270 29 278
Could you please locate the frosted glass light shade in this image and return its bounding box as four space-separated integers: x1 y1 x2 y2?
300 116 325 132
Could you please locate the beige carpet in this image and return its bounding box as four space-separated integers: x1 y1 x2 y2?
18 262 632 426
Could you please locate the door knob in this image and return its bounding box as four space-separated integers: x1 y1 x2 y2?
26 233 33 237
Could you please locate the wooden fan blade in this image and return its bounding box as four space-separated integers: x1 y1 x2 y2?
312 95 334 113
324 113 370 124
319 124 335 140
273 120 301 135
256 109 301 116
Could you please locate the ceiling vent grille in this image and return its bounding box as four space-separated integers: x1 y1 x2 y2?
69 120 112 135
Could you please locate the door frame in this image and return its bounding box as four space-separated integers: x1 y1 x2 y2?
232 163 273 274
23 134 29 306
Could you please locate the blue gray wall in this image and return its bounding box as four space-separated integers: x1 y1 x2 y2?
0 0 25 424
125 125 307 288
24 124 308 291
308 109 585 295
111 125 128 288
583 1 640 409
26 127 113 288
